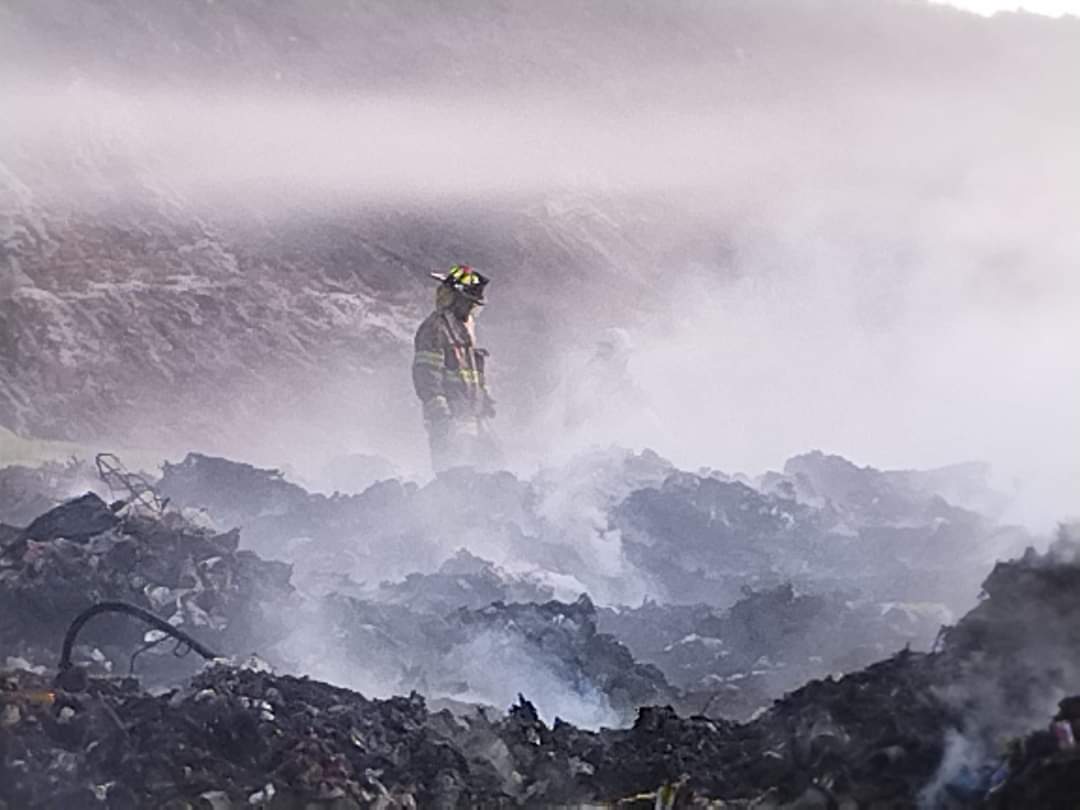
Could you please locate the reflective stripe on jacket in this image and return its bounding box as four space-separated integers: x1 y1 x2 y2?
412 309 490 421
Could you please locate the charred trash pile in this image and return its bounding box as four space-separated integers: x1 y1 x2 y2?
156 450 1022 618
300 591 673 726
0 493 293 683
599 583 947 721
0 650 961 808
0 483 669 726
615 452 1019 610
158 454 314 539
0 454 1071 807
0 665 506 810
984 695 1080 809
0 458 98 528
363 549 556 613
0 447 1037 735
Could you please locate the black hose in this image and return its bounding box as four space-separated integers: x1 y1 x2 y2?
58 600 221 676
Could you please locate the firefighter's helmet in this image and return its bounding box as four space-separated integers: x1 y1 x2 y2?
429 264 489 304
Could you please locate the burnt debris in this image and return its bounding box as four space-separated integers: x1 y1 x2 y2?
1 452 1076 807
0 494 293 684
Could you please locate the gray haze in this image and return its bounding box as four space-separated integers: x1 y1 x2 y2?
1 0 1078 528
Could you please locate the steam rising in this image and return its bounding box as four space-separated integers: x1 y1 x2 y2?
2 11 1080 810
2 0 1079 741
4 7 1076 529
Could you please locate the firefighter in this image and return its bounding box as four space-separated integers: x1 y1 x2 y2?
412 264 499 473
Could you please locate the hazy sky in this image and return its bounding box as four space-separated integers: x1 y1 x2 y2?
938 0 1080 14
1 0 1076 528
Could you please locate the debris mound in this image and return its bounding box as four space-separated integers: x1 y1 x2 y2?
0 458 97 527
156 449 1021 619
0 494 293 682
306 592 672 727
3 523 1080 806
159 453 311 530
0 652 955 808
0 453 1074 807
601 583 946 720
987 695 1080 809
451 595 673 717
370 549 555 613
0 665 505 809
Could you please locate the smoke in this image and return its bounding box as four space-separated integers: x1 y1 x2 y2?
623 191 1080 529
3 3 1078 524
439 630 621 729
918 730 988 808
485 76 1080 527
3 7 1079 802
2 0 1078 687
275 599 621 730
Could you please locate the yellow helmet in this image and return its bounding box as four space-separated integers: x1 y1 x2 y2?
429 263 489 304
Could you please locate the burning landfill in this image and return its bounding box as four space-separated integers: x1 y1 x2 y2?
2 448 1079 808
3 1 1078 806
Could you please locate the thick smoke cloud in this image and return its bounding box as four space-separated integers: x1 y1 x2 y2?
2 5 1079 804
1 2 1077 525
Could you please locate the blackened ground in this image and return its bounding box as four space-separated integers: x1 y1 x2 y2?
0 666 506 809
154 450 1020 616
0 447 992 721
0 493 294 685
1 458 1078 807
0 649 1028 809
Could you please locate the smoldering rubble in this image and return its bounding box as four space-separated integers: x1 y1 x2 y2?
1 450 1078 807
151 449 1020 611
2 449 1014 711
0 491 294 686
5 541 1080 808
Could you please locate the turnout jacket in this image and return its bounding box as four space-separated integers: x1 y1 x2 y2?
412 308 492 423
